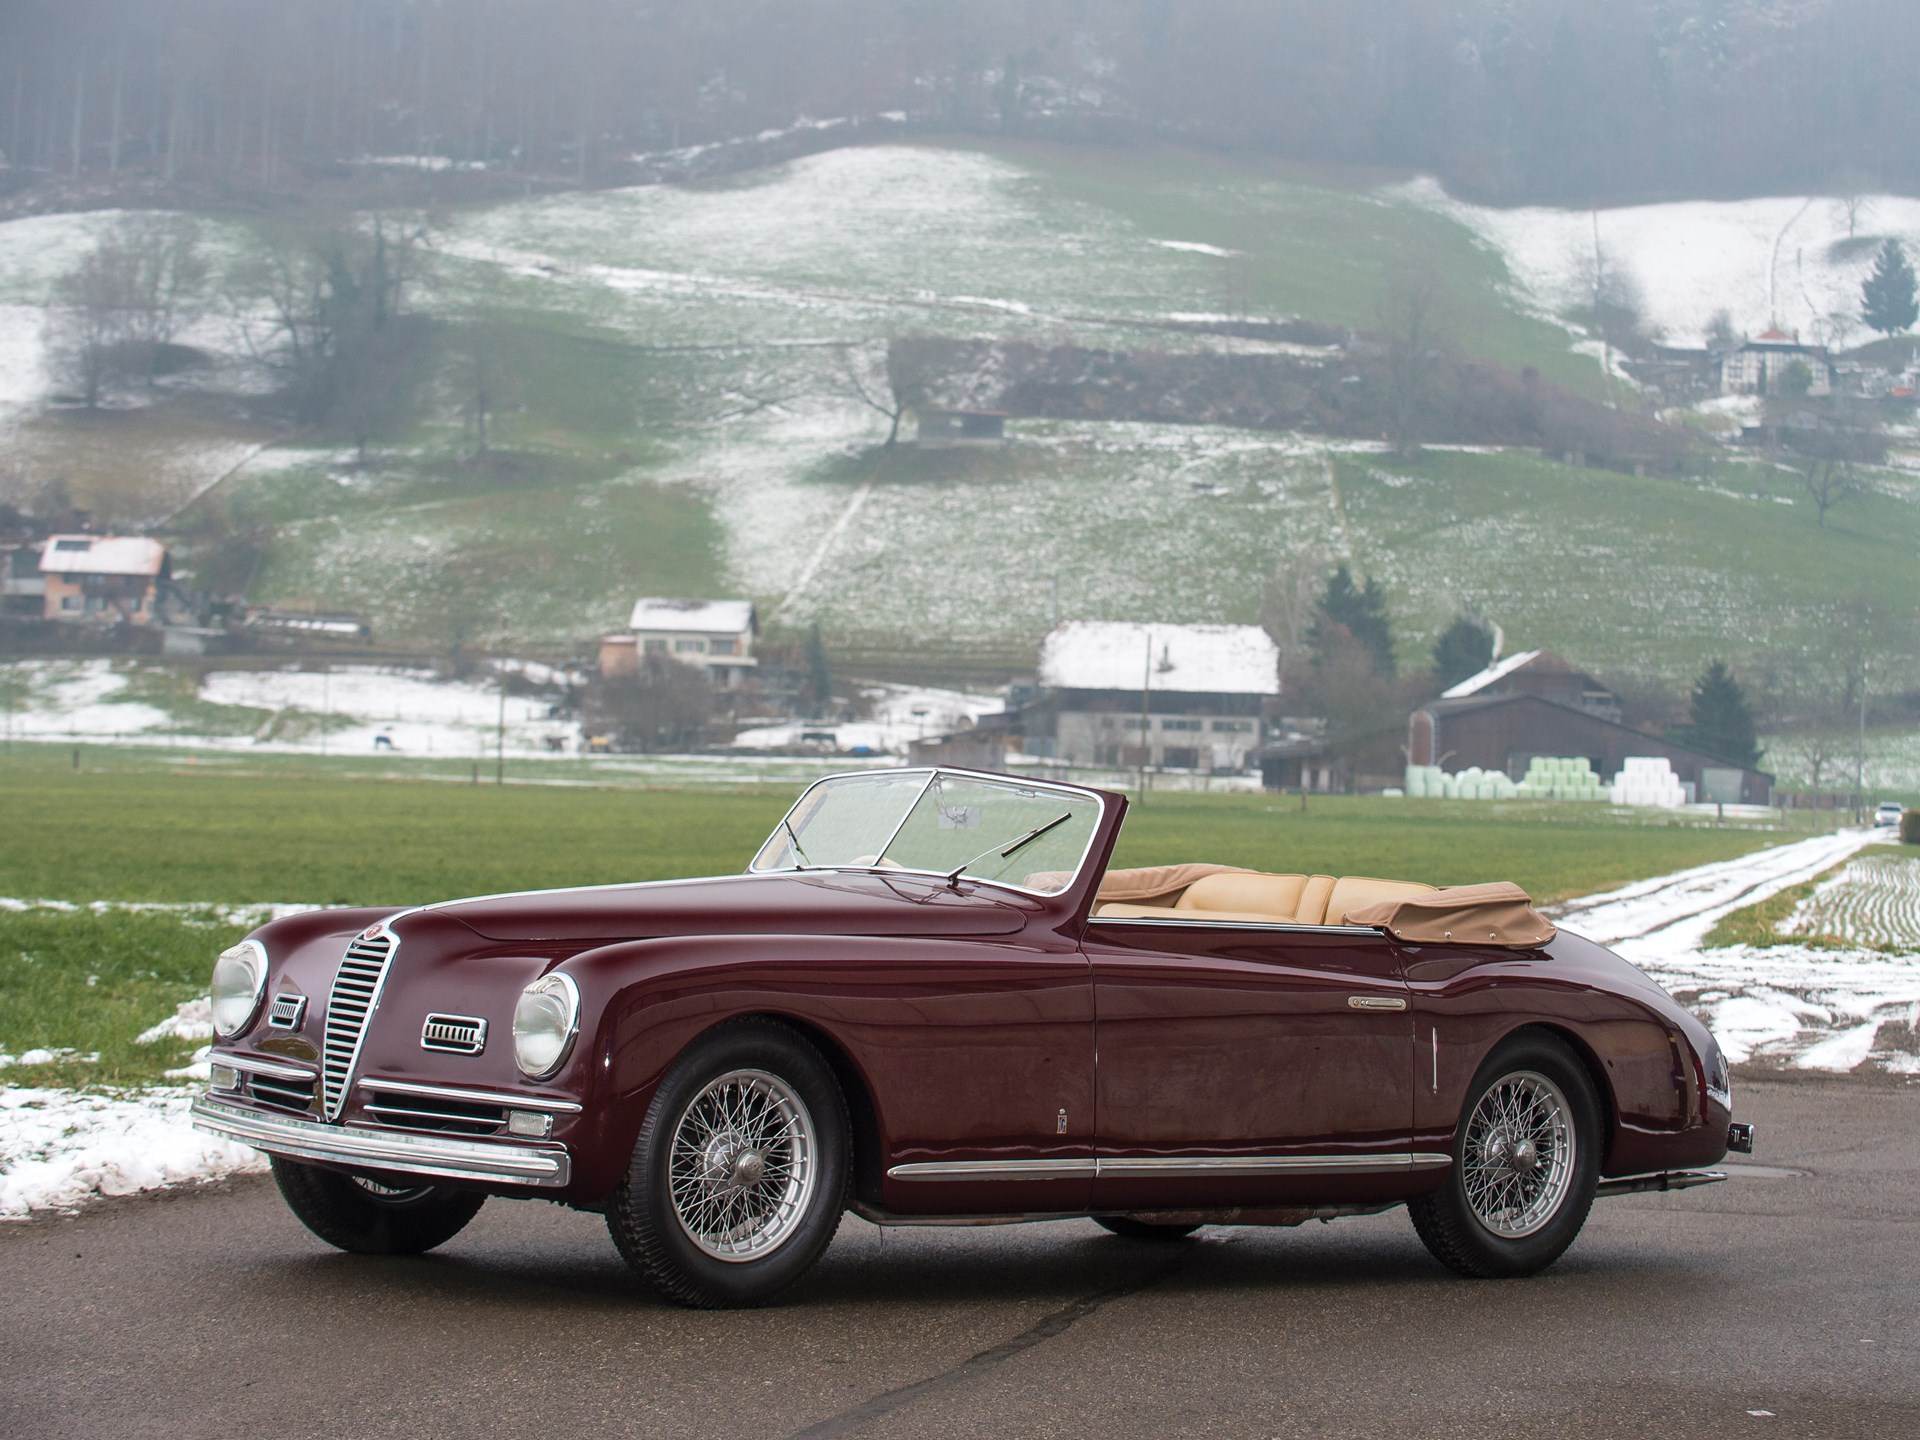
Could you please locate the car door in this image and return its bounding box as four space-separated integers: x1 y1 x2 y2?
1084 916 1421 1210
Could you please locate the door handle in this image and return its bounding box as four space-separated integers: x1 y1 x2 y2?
1347 996 1408 1012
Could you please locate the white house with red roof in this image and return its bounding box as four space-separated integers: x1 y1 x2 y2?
1720 327 1832 397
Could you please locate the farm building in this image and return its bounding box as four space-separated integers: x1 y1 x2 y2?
601 597 758 688
1407 692 1773 805
1720 328 1832 397
1025 620 1276 772
1441 648 1621 722
912 405 1008 447
38 534 169 625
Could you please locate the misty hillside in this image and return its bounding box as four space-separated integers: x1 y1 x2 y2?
3 135 1917 692
5 1 1917 210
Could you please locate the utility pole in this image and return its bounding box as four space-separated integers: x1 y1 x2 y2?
1855 659 1869 825
320 666 330 757
1137 630 1152 804
496 664 507 785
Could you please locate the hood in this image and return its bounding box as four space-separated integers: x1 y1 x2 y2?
431 869 1038 944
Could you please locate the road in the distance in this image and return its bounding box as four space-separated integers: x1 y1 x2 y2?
2 1075 1915 1440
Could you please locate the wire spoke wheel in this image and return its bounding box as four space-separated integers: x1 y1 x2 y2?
667 1068 817 1263
1461 1069 1576 1239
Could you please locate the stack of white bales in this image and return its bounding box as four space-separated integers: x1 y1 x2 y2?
1402 764 1518 800
1608 756 1686 809
1516 756 1607 801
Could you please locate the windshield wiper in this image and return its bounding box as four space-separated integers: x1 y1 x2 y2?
781 817 813 870
944 811 1074 887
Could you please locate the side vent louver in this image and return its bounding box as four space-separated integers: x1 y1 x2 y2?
267 993 308 1030
421 1014 487 1055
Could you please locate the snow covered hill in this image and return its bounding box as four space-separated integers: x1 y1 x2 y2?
1398 176 1920 350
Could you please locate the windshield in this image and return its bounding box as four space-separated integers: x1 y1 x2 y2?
750 770 1103 896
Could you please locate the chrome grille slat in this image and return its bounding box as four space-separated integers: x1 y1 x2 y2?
320 931 396 1121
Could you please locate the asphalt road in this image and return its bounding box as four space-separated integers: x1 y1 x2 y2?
2 1074 1916 1440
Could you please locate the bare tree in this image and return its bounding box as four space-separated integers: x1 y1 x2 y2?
587 654 714 751
42 215 209 407
837 342 908 446
1259 539 1329 695
42 245 128 408
233 212 433 428
1831 173 1877 242
1379 271 1442 459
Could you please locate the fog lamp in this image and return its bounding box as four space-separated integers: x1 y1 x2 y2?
507 1109 554 1138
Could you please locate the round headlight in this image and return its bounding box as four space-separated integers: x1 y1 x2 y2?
210 941 268 1038
512 973 580 1079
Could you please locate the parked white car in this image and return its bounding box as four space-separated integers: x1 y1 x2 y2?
1875 802 1905 829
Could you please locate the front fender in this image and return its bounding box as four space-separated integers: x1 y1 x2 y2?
558 933 898 1202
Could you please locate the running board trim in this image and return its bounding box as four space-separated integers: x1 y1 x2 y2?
1595 1169 1726 1198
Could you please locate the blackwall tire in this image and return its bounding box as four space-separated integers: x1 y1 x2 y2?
1408 1033 1601 1279
269 1156 486 1255
607 1018 849 1308
1093 1216 1202 1241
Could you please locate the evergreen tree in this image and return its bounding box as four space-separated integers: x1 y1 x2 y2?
804 623 833 713
1862 239 1919 337
1431 615 1496 692
1674 660 1761 768
1309 562 1396 678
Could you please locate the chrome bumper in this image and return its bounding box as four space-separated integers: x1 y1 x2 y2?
190 1094 571 1189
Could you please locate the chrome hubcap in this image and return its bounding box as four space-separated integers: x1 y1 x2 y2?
351 1175 434 1204
1463 1070 1575 1239
668 1069 817 1262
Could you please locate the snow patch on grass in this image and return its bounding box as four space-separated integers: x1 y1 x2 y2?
0 1085 263 1219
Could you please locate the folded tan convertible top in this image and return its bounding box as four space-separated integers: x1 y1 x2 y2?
1343 881 1556 948
1093 863 1254 904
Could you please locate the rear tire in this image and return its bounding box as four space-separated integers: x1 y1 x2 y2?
608 1019 849 1308
1093 1216 1202 1241
1409 1034 1600 1279
270 1157 486 1255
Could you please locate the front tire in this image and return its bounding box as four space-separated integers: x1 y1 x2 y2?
270 1157 486 1255
608 1019 849 1308
1409 1034 1600 1278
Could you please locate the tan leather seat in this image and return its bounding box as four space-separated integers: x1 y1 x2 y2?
1324 876 1438 926
1175 872 1309 919
1293 874 1337 924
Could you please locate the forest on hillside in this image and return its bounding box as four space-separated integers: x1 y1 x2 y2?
3 0 1916 207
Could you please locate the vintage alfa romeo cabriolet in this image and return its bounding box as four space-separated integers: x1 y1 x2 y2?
194 767 1752 1307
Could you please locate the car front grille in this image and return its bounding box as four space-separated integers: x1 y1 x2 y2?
321 930 396 1120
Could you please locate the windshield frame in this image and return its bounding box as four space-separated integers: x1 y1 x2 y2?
747 766 1111 899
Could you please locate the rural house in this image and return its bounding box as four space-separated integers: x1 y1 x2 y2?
600 597 759 688
38 534 169 625
1720 328 1832 397
1026 620 1277 772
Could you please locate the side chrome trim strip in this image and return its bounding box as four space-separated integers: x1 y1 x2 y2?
356 1077 583 1114
887 1152 1452 1181
888 1158 1100 1181
214 1051 318 1082
1089 915 1373 936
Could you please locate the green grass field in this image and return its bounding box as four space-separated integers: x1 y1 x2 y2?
0 753 1821 1089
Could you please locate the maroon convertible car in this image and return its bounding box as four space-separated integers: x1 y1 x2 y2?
194 766 1751 1307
